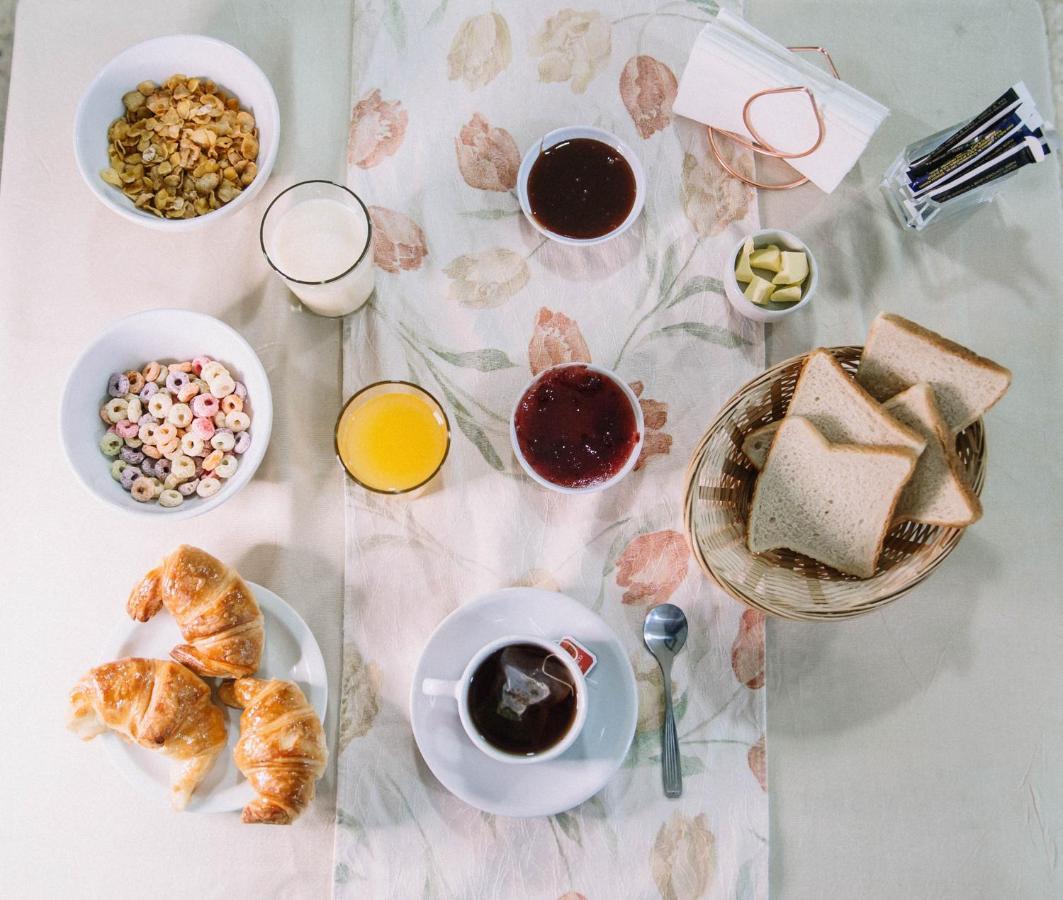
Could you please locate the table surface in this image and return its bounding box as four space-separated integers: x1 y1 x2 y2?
3 1 1062 898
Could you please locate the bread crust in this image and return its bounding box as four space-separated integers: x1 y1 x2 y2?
747 416 918 578
885 384 982 527
859 313 1012 430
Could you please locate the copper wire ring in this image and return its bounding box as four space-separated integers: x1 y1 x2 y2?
707 46 840 191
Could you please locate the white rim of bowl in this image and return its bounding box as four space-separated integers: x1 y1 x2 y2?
726 228 817 319
59 308 273 520
509 362 645 494
72 34 280 231
516 126 645 246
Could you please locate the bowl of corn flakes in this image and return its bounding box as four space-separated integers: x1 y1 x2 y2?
74 34 280 230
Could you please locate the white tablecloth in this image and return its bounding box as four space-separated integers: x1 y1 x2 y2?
3 1 1063 898
0 1 349 897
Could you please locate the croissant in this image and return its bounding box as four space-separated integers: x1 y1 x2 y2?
219 677 327 824
127 545 264 678
68 658 228 809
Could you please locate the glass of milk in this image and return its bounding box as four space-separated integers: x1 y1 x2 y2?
259 180 375 317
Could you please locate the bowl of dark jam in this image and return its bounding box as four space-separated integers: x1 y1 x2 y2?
511 362 644 494
517 126 645 246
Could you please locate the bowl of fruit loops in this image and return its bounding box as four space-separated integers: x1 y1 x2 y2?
60 309 273 519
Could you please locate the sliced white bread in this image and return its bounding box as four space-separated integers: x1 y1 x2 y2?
747 416 919 578
742 422 778 469
857 312 1012 433
883 384 982 527
740 348 925 469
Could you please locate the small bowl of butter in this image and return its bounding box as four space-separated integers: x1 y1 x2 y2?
724 229 817 323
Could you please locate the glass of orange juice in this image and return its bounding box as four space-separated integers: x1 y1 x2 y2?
335 381 451 494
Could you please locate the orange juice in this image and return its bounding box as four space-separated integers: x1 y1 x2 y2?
336 385 449 493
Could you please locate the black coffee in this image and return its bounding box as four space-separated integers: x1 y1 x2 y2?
467 643 578 757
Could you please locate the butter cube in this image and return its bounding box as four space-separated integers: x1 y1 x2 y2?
772 251 809 286
749 245 781 273
770 285 803 303
744 274 775 305
735 237 755 283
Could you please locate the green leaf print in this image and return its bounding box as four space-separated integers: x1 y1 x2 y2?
666 275 725 308
452 403 505 471
554 811 583 847
429 347 516 371
649 322 751 348
385 0 406 49
649 753 707 777
426 0 449 26
458 208 520 220
686 0 720 14
657 239 680 299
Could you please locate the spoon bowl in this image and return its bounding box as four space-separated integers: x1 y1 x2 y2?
643 604 689 660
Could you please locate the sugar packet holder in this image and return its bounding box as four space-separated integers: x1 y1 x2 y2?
881 82 1058 232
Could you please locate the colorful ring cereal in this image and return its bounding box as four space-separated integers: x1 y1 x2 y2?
181 433 205 457
148 392 173 419
130 476 155 502
120 466 140 490
214 455 239 479
100 433 123 456
210 429 235 452
97 356 252 508
104 398 129 424
168 403 193 428
191 416 215 441
126 370 145 394
209 374 236 399
158 489 184 508
196 477 221 498
191 394 220 418
107 373 130 398
226 411 250 432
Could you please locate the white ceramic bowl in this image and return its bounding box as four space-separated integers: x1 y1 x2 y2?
516 126 645 247
510 362 644 494
724 229 819 323
60 309 273 520
73 34 280 231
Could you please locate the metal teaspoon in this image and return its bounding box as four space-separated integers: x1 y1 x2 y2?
643 603 689 799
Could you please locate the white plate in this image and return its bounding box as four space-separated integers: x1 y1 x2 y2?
100 581 326 813
410 587 638 818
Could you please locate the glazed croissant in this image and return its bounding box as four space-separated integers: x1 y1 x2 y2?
219 677 327 825
68 658 228 809
127 545 264 678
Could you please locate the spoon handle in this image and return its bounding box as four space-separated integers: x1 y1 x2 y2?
661 668 682 798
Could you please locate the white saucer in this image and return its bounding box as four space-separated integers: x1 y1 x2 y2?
410 587 638 818
100 581 327 813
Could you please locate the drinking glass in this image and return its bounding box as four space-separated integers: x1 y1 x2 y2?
259 180 375 317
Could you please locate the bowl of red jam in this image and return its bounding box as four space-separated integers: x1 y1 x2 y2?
510 362 644 494
516 126 645 247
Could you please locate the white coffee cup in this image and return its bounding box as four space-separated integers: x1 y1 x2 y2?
422 634 588 765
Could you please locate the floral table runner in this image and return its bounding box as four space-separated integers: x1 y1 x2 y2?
335 1 767 897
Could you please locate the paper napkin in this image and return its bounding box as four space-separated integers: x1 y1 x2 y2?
674 10 889 193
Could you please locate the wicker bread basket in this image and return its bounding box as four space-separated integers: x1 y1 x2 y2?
683 346 986 621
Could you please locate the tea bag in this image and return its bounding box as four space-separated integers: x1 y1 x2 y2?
497 663 551 720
